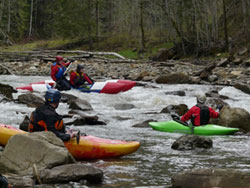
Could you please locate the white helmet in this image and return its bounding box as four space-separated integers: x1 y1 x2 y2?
196 94 206 104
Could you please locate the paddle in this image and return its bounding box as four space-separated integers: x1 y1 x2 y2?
171 114 194 134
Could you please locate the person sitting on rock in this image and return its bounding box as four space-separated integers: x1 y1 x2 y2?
70 64 93 89
51 56 72 91
181 94 220 126
28 89 76 141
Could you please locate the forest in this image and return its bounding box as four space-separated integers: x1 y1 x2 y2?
0 0 250 58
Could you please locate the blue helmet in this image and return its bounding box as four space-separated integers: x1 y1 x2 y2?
45 89 61 103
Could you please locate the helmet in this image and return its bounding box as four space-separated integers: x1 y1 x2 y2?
45 89 61 103
196 94 206 104
56 56 63 62
77 64 84 71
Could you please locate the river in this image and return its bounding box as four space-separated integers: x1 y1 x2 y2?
1 75 250 188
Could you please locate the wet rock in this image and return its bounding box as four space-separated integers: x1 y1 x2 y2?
0 146 3 151
64 114 106 126
134 71 150 81
112 116 132 121
69 98 93 111
232 58 243 65
0 132 75 175
165 90 186 96
0 83 17 99
216 106 250 131
40 163 103 184
132 119 156 128
208 74 218 82
17 93 44 107
60 93 77 104
19 115 30 131
171 135 213 150
4 174 34 188
156 73 191 84
161 104 188 116
0 65 12 75
199 70 210 80
217 58 229 67
114 103 135 110
171 168 250 188
234 83 250 95
205 62 216 71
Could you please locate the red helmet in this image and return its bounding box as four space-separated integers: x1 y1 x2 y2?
56 56 63 62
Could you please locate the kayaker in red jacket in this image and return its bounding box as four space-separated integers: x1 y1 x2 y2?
51 56 72 91
70 64 93 88
29 89 76 141
181 95 219 126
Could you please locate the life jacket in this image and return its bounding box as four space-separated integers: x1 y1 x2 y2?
191 104 210 126
52 62 66 80
29 105 64 132
71 71 86 87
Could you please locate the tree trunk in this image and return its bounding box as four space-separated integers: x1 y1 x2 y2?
29 0 34 37
222 0 229 52
7 0 11 34
139 0 145 52
87 0 93 50
0 0 6 24
95 0 99 47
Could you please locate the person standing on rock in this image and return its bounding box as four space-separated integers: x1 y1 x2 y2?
51 56 72 91
28 89 76 141
70 64 94 89
181 94 220 126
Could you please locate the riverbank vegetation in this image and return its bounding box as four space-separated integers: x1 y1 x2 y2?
0 0 249 59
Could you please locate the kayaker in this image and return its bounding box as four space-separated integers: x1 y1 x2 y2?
70 64 94 88
28 89 76 141
181 94 220 126
51 56 72 91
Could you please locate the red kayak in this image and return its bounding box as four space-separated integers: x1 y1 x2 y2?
16 79 136 94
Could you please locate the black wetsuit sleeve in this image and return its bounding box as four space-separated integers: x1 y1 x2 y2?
43 109 71 141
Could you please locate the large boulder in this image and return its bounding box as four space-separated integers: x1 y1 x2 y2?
156 73 191 84
215 106 250 131
69 98 93 111
40 163 103 184
171 135 213 150
171 168 250 188
0 83 17 99
234 83 250 95
17 93 44 107
0 132 75 175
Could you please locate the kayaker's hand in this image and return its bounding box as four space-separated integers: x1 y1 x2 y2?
69 132 76 138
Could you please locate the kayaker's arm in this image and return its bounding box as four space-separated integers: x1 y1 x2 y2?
209 107 220 118
181 107 195 122
84 74 93 84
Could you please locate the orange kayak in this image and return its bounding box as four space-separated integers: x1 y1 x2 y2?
0 124 140 160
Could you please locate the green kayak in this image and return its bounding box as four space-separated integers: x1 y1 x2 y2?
149 120 239 136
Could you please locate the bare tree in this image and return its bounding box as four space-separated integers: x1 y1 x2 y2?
29 0 34 37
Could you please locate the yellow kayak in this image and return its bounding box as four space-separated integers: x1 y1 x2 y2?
0 124 140 160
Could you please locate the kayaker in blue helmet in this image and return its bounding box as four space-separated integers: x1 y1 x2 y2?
28 89 76 141
181 94 220 126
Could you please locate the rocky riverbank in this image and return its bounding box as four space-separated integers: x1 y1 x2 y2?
0 50 249 87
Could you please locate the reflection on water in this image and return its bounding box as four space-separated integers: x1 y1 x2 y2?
1 75 250 187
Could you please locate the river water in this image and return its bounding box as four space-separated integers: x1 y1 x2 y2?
1 75 250 188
